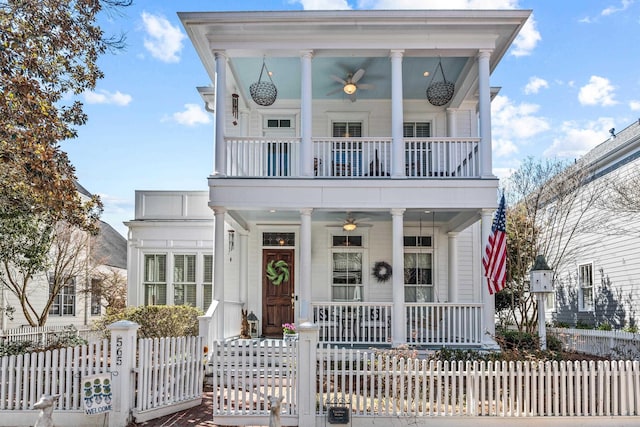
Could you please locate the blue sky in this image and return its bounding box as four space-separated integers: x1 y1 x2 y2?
64 0 640 237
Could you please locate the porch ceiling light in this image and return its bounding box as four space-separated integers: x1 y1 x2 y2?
343 221 357 232
343 83 357 95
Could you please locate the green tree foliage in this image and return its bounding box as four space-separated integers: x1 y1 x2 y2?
1 0 128 324
93 306 202 339
1 0 129 228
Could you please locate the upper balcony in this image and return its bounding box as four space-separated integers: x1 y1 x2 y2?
225 136 480 179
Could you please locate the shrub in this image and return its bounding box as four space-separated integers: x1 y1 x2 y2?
429 347 492 362
546 334 563 352
93 305 202 338
498 330 538 352
575 320 593 329
623 324 638 334
0 340 37 356
597 322 612 331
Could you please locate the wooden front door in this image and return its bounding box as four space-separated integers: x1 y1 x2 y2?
262 249 295 337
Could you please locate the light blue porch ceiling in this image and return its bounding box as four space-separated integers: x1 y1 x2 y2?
231 56 466 101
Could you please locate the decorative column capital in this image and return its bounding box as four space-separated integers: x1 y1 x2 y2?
390 208 406 217
212 206 227 215
389 49 405 59
299 208 313 217
213 50 227 60
300 49 314 59
477 49 492 59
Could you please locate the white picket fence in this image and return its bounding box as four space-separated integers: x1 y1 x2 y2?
0 325 204 427
319 346 640 418
208 325 640 425
210 339 298 425
0 325 102 346
549 327 640 359
133 336 204 422
0 339 110 411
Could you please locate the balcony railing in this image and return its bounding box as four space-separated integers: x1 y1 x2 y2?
311 302 482 346
224 137 480 178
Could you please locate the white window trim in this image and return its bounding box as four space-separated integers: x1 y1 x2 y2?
327 112 370 137
327 227 369 301
577 262 595 312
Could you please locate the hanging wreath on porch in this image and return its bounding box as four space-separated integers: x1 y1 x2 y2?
372 261 392 283
266 260 289 286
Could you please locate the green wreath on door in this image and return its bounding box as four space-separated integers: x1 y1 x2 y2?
266 260 290 285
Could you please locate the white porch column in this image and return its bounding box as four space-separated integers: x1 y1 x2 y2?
299 208 313 321
448 232 459 302
239 232 249 306
213 207 226 340
214 51 227 177
390 50 405 178
391 208 406 346
446 108 457 137
481 209 498 348
477 50 493 178
300 50 314 177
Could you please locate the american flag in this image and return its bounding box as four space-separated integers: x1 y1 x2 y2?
483 194 507 295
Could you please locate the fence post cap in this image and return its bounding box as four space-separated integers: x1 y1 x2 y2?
107 320 140 331
297 321 319 331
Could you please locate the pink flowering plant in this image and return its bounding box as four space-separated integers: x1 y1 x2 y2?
282 323 296 335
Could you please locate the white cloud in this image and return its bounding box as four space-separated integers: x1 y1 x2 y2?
511 14 541 57
524 76 549 95
141 12 185 63
543 118 615 158
630 100 640 111
165 104 211 126
491 95 551 158
84 90 132 106
578 76 617 106
293 0 351 9
602 0 633 16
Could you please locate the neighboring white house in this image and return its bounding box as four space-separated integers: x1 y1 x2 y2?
549 120 640 330
0 182 127 330
126 9 531 348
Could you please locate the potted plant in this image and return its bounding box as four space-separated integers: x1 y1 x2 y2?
282 323 297 342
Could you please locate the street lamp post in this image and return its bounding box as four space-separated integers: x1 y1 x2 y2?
529 254 553 350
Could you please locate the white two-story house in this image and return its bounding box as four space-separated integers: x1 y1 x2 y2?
126 9 531 348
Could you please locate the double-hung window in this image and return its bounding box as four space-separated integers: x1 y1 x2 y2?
174 254 196 307
202 255 213 312
50 276 76 316
331 235 363 301
403 122 431 138
404 236 434 302
144 254 166 305
91 278 101 315
578 263 594 311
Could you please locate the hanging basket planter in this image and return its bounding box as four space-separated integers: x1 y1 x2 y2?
426 59 455 106
250 59 278 106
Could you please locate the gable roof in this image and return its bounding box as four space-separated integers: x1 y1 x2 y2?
94 220 127 269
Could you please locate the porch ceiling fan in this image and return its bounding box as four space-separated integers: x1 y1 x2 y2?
326 68 375 102
342 212 371 231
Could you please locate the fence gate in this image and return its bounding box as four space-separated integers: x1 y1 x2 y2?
211 339 299 426
132 336 204 423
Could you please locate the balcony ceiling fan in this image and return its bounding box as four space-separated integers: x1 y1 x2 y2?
326 68 375 102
